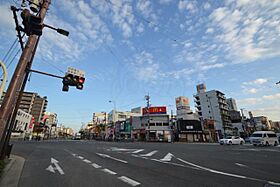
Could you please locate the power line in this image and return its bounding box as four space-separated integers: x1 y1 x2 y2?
39 57 65 74
104 0 185 46
2 38 18 63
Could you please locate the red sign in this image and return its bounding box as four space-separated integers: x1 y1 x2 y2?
29 116 34 129
142 106 167 115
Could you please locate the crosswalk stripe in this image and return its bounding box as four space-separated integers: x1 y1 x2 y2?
132 149 144 153
140 150 158 157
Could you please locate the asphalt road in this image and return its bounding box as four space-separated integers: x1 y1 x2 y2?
10 140 280 187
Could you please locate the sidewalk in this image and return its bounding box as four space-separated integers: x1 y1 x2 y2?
0 155 25 187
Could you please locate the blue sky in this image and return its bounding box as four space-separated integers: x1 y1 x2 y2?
0 0 280 131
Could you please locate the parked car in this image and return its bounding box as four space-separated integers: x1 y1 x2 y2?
250 131 279 146
219 136 245 145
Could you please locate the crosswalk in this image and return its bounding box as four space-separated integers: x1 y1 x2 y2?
107 147 176 162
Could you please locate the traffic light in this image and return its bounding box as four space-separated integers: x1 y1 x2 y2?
62 74 85 92
20 9 43 36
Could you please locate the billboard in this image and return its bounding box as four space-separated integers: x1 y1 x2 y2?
142 106 167 115
175 96 190 110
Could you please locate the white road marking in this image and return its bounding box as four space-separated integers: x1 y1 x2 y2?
268 181 280 186
92 163 101 169
102 168 117 175
78 156 84 159
140 150 158 157
71 153 76 157
160 153 174 162
111 147 136 152
132 149 144 154
96 153 128 164
46 165 55 173
46 158 65 175
118 176 141 186
83 159 91 164
176 157 280 184
235 163 248 168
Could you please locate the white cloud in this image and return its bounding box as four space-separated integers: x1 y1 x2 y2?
200 63 224 71
136 0 158 28
178 0 197 13
238 93 280 106
243 78 268 85
0 3 16 40
206 28 214 34
203 2 211 10
247 88 258 94
208 1 280 63
241 78 269 94
131 51 160 82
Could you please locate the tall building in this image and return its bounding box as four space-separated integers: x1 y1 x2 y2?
226 98 238 111
175 96 199 120
194 84 232 137
0 91 48 125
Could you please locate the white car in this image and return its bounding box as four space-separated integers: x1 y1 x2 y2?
250 131 279 146
219 136 245 145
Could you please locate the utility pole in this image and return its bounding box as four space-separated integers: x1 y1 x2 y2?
145 94 150 141
240 108 247 137
0 0 51 159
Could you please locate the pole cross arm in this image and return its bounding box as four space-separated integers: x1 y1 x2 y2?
28 69 64 79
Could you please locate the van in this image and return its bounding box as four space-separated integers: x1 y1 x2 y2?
250 131 279 146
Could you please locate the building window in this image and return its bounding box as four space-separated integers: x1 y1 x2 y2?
209 111 211 113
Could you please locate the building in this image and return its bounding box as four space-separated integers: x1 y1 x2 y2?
43 112 58 138
31 95 48 126
108 110 140 123
11 109 33 140
226 98 238 111
175 96 206 142
131 106 171 142
175 96 199 120
253 116 272 131
194 84 232 138
0 91 48 125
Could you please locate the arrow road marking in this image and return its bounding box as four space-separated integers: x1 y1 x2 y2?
96 153 128 164
46 165 55 173
160 153 174 162
140 150 158 157
118 176 141 186
46 158 65 175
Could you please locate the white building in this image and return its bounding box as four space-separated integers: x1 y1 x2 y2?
176 96 199 120
108 110 141 123
11 109 33 140
194 84 232 137
226 98 238 111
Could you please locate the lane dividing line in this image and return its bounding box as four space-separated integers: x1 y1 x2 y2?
96 153 128 164
176 157 280 185
83 159 92 164
102 168 117 175
118 176 141 186
92 163 102 169
78 156 84 159
235 163 248 168
132 149 144 154
140 150 158 157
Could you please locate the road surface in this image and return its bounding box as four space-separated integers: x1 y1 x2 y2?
11 140 280 187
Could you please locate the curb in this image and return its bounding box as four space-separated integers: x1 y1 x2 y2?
0 155 25 187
